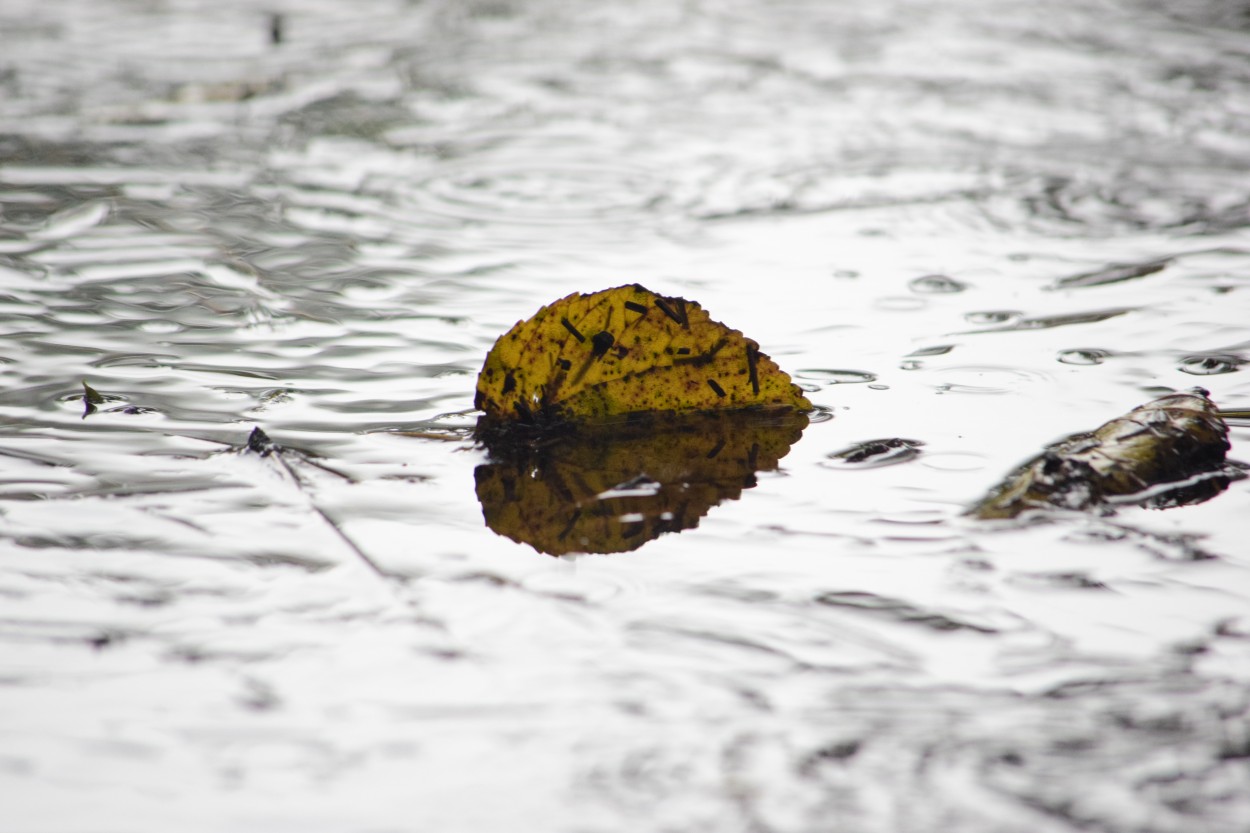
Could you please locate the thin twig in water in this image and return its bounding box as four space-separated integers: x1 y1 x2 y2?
245 427 390 579
1216 409 1250 422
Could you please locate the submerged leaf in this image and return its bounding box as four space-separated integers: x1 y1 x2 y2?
475 284 811 426
475 410 807 555
970 388 1241 519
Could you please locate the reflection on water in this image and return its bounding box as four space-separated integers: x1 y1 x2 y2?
475 412 807 555
3 0 1250 829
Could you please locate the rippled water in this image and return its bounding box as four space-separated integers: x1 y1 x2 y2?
3 0 1250 830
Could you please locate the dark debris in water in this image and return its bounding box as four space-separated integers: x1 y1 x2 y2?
970 388 1242 520
246 426 280 457
237 426 386 576
79 380 158 419
81 380 105 407
824 438 925 469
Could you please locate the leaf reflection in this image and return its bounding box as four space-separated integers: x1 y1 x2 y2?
474 412 808 556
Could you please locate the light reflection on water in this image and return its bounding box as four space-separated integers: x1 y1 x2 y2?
2 0 1250 829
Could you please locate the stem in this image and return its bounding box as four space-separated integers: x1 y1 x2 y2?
247 427 390 579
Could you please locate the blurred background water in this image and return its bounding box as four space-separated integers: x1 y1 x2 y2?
2 0 1250 830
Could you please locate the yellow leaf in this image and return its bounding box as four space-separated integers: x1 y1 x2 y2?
475 284 811 424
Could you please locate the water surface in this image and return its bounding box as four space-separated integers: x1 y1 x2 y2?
2 0 1250 830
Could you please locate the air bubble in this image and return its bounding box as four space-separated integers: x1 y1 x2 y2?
1057 349 1110 366
909 274 968 294
1179 355 1243 376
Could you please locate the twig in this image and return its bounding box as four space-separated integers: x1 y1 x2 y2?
245 427 390 579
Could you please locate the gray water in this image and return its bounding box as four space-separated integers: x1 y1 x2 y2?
3 0 1250 830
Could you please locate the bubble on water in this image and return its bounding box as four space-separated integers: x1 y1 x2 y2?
964 310 1021 326
1057 348 1111 366
909 274 968 294
806 405 837 424
795 369 878 385
907 345 955 358
1178 354 1244 375
932 366 1051 394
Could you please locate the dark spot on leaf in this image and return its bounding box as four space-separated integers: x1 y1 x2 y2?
654 297 688 327
675 338 728 367
502 372 516 395
557 509 582 541
561 317 585 342
625 301 648 314
591 331 615 358
746 343 760 395
558 358 572 371
676 347 691 355
707 379 726 398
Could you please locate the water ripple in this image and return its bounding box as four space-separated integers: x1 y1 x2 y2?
408 157 671 227
989 170 1250 236
4 1 1250 830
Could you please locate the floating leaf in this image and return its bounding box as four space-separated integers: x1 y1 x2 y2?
970 389 1242 519
475 284 811 426
475 411 807 555
78 380 158 419
81 380 104 417
81 380 106 406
